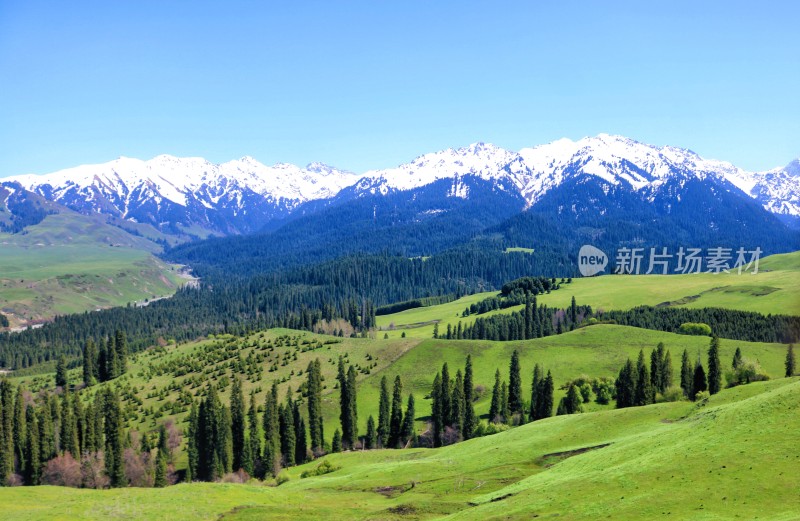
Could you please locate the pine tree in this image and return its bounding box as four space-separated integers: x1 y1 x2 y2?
440 363 451 427
661 349 673 392
24 405 39 485
230 378 246 471
400 394 416 447
539 371 554 419
389 376 403 448
219 405 234 476
650 344 664 395
83 339 97 387
13 385 25 477
615 359 637 408
529 364 543 421
245 391 260 476
500 381 510 423
732 347 743 370
377 376 391 448
106 337 118 380
431 373 443 448
263 383 281 477
186 401 199 482
680 349 693 398
365 415 377 449
306 359 323 454
102 389 126 487
462 355 476 439
692 360 707 399
55 356 68 388
331 429 342 453
0 380 13 484
115 330 128 376
450 371 465 437
508 350 522 416
707 336 722 395
279 390 295 466
489 369 502 423
154 450 168 487
565 384 582 414
786 344 796 377
60 388 79 457
634 350 652 406
293 401 307 465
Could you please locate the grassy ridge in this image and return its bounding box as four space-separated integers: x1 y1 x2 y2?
0 212 187 327
377 251 800 340
4 378 798 520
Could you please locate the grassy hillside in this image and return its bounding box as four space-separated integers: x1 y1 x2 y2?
19 325 789 453
377 251 800 339
4 377 798 520
0 212 188 327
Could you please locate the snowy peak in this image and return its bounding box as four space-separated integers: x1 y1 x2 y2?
4 136 798 238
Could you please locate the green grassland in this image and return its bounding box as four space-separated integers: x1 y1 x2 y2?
18 324 789 458
4 377 798 520
377 251 800 339
0 212 188 327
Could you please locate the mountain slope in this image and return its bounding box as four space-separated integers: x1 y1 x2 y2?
6 136 798 239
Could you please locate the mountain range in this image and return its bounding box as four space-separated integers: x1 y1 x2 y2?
4 134 799 238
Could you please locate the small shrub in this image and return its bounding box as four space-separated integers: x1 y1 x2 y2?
472 420 511 438
694 391 710 405
678 322 712 336
275 471 291 486
221 469 250 483
300 459 341 479
725 359 770 387
660 386 685 403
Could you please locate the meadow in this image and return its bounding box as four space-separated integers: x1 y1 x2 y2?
3 377 798 520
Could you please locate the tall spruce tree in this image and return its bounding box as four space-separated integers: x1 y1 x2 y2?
365 415 377 449
634 350 652 406
431 373 443 448
245 391 260 476
114 330 127 376
508 350 523 416
539 371 554 419
306 359 323 453
732 347 743 370
13 385 25 477
462 356 476 439
279 390 296 466
55 356 67 388
451 371 465 436
680 349 693 398
650 344 664 395
692 360 707 399
786 344 796 377
24 405 39 485
293 401 307 465
489 369 502 423
102 388 126 487
400 394 416 447
230 378 246 471
83 339 97 387
661 349 673 392
529 364 543 420
389 376 404 448
500 381 510 423
615 359 637 408
377 376 391 448
707 336 722 395
186 401 199 482
440 363 452 427
263 383 281 477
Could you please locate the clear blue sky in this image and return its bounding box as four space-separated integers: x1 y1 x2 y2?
1 0 798 177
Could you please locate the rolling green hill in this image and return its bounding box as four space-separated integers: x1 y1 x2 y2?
0 211 189 328
377 251 800 340
4 376 798 520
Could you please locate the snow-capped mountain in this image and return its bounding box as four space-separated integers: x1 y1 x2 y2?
4 135 797 237
6 155 358 235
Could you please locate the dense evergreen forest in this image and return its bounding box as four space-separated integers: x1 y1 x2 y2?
0 250 558 369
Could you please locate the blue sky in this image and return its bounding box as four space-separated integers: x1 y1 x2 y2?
1 1 798 176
